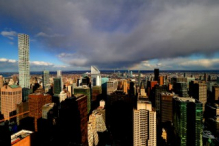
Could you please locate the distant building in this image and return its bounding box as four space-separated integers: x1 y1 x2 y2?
43 70 50 90
160 92 174 123
189 81 207 111
174 82 188 97
18 34 30 88
91 66 101 87
107 80 118 95
0 75 3 89
53 78 62 95
154 68 159 81
1 85 22 119
159 76 164 86
101 78 109 95
154 85 168 114
212 86 219 101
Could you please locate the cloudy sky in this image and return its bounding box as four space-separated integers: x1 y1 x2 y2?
1 0 219 72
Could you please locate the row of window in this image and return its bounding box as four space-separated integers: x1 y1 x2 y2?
1 91 21 95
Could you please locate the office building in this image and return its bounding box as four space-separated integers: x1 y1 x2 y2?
74 86 91 114
28 93 52 131
107 80 118 95
57 70 62 77
204 73 208 82
0 75 3 89
22 88 30 102
91 66 101 87
101 78 109 95
154 85 167 114
159 76 164 86
212 86 219 101
160 92 174 123
154 68 159 81
174 82 188 97
53 78 62 95
173 97 203 146
18 34 30 88
1 85 22 119
189 81 207 111
11 130 33 146
59 94 88 145
43 70 50 89
133 100 156 146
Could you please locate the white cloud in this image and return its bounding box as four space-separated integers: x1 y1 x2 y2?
0 58 8 62
1 31 17 40
35 32 63 38
8 59 16 63
30 61 53 66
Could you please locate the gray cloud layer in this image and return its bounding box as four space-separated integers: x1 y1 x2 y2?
1 0 219 69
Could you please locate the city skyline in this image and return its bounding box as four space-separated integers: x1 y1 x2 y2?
1 0 219 72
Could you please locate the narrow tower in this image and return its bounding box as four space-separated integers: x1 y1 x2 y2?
18 34 30 88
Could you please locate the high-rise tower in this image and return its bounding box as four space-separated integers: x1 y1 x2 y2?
18 34 30 88
43 70 50 89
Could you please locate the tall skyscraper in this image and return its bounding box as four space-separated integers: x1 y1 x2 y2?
173 97 203 146
18 34 30 88
189 81 207 111
1 85 22 119
57 70 62 77
133 100 156 146
43 70 50 89
53 78 62 95
160 92 174 123
154 68 159 81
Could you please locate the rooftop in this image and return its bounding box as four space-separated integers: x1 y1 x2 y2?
9 85 20 88
11 130 33 145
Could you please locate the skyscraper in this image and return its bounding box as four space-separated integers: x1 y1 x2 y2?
43 70 50 89
154 68 159 81
173 96 203 146
53 78 62 95
133 100 156 146
189 81 207 111
18 34 30 88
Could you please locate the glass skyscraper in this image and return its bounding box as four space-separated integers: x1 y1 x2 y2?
18 34 30 88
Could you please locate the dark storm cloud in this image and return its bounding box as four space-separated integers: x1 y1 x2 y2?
1 0 219 69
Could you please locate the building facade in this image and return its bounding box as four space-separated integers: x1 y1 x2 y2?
18 34 30 88
1 85 22 119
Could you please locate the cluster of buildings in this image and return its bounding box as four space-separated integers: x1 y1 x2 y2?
1 33 219 146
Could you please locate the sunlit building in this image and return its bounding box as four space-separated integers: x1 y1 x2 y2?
18 34 30 88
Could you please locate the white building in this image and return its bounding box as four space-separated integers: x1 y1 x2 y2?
133 101 156 146
18 34 30 88
91 66 101 87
